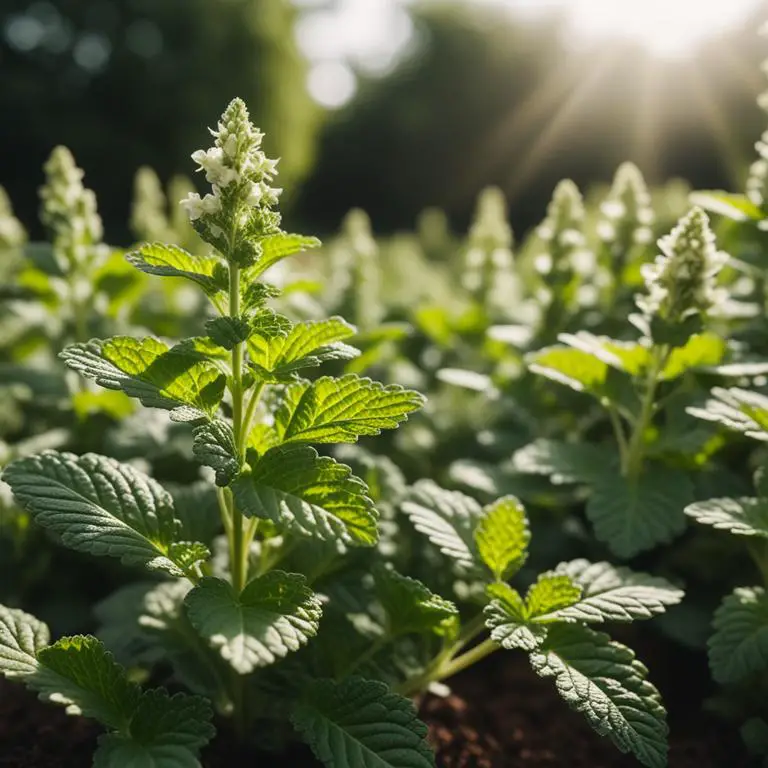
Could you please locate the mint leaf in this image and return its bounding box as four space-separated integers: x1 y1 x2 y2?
525 573 582 619
660 333 726 380
205 316 251 350
511 439 617 485
484 583 548 651
3 451 205 578
557 332 650 376
686 496 768 537
373 564 458 636
93 689 214 768
0 605 50 677
687 387 768 442
709 586 768 684
126 242 226 296
291 677 435 768
266 375 424 446
247 317 359 380
246 233 321 280
548 560 684 623
232 445 378 546
401 480 482 570
185 573 322 674
474 495 530 580
192 419 241 486
60 337 226 419
530 625 668 768
586 466 692 559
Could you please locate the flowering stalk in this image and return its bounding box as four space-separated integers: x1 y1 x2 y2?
0 186 26 252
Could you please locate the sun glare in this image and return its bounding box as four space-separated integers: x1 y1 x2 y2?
564 0 764 58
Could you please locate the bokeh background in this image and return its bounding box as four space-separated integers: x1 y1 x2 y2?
2 0 768 242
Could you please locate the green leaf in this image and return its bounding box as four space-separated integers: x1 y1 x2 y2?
241 281 281 312
231 445 378 547
474 496 529 581
688 387 768 442
247 233 321 280
247 317 359 380
205 316 251 350
484 583 548 651
689 191 766 222
511 439 617 485
585 467 692 559
185 573 322 675
291 677 435 768
0 605 50 678
60 337 226 419
262 374 425 447
558 332 650 376
686 496 768 537
525 573 582 619
660 333 727 381
401 480 482 570
709 587 768 684
93 689 215 768
126 242 226 295
192 419 241 487
33 636 140 730
3 451 204 578
546 560 684 623
530 625 668 768
373 565 458 636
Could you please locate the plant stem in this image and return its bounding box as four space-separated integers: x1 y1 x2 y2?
607 405 629 467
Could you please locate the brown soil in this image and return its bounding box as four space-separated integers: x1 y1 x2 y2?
0 642 752 768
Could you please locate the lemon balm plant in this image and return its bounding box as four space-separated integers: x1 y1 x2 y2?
0 101 682 768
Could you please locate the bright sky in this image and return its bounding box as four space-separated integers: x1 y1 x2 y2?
294 0 766 108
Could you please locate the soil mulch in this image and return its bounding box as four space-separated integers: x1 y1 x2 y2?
0 638 752 767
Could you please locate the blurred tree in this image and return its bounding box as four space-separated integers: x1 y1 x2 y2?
295 1 766 238
0 0 319 242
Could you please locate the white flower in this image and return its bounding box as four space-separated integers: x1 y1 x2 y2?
192 148 239 187
246 182 263 207
180 192 221 221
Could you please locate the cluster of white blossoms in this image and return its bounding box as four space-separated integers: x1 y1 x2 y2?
39 146 104 268
0 185 26 250
597 162 654 249
746 130 768 215
637 207 728 324
180 99 282 247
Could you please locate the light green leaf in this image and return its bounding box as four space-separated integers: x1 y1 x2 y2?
291 677 435 768
241 281 281 312
246 233 321 280
0 605 50 678
530 625 668 768
247 317 359 380
205 316 251 350
709 587 768 684
586 467 692 559
33 635 141 730
688 387 768 442
546 560 684 623
484 583 548 651
686 496 768 537
3 451 204 578
689 191 766 222
558 332 650 376
93 689 215 768
192 419 241 487
126 242 226 295
401 480 482 569
185 573 322 674
474 496 529 581
60 337 226 419
660 333 727 381
373 565 458 636
232 445 377 546
511 439 617 485
525 573 582 619
263 374 425 447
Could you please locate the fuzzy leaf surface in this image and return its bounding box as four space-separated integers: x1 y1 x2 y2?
192 419 241 487
484 584 548 651
247 233 321 279
232 445 378 546
687 387 768 442
0 605 50 678
525 573 582 619
511 439 617 485
530 625 668 768
291 676 435 768
3 451 205 578
709 587 768 684
474 496 530 580
686 497 768 538
126 243 225 295
185 573 322 674
60 337 225 418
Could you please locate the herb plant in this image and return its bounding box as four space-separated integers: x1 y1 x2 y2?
0 100 684 768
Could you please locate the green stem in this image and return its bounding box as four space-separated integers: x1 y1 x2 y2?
623 345 669 480
241 381 266 451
